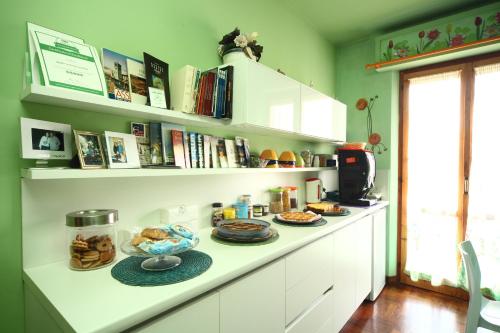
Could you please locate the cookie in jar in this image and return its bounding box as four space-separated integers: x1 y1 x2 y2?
66 209 118 270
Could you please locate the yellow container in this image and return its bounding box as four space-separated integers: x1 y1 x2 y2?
223 207 236 220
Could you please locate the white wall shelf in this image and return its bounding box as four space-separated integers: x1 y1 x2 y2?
21 167 336 180
20 84 230 128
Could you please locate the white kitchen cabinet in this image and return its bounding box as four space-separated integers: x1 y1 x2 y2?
220 259 286 333
355 215 373 307
331 215 373 332
285 234 334 324
300 84 346 141
228 57 346 141
370 207 387 301
230 58 301 133
285 289 333 333
331 222 358 333
131 292 219 333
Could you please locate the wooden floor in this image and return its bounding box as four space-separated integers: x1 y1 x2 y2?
340 284 468 333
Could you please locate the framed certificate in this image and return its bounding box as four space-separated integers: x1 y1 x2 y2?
31 30 106 96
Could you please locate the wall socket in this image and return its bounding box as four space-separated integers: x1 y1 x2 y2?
160 205 200 231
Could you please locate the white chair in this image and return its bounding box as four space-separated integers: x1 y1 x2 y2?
459 240 500 333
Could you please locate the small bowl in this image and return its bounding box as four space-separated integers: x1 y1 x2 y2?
216 219 270 239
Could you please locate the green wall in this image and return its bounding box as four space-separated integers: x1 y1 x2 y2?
0 1 336 331
335 39 399 277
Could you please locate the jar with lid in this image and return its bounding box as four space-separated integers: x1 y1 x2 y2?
282 187 291 212
287 186 298 210
269 188 284 214
211 202 224 226
233 202 249 219
66 209 118 271
239 194 253 218
253 204 263 217
223 207 236 220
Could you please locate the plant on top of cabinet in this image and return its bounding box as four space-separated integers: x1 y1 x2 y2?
218 27 263 62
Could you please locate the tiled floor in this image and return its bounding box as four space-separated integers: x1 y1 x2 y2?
340 284 468 333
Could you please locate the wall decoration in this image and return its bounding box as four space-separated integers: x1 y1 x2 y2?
355 95 387 155
218 27 263 62
378 6 500 62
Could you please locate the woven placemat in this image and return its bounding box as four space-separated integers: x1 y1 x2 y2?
111 250 212 286
211 228 279 246
272 217 327 227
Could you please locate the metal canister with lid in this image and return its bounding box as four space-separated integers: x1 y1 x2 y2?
66 209 118 270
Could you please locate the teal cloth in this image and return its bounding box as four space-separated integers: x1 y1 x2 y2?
272 217 327 227
111 250 212 286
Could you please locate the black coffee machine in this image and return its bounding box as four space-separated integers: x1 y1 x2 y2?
338 149 377 206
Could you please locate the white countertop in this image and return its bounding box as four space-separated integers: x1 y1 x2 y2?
24 202 388 333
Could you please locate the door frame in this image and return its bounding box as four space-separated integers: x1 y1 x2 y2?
397 51 500 299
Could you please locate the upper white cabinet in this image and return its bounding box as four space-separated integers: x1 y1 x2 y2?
300 84 346 141
228 58 346 142
220 259 286 333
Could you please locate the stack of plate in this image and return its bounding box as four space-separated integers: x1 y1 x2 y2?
212 219 274 243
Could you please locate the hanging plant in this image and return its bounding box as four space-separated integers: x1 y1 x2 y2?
355 95 388 154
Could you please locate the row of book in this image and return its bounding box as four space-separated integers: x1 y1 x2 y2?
131 122 249 168
171 65 234 119
101 49 233 120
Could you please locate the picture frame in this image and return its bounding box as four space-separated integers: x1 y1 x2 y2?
20 117 73 161
73 130 106 169
103 131 140 169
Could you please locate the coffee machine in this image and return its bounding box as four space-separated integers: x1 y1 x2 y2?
338 149 377 206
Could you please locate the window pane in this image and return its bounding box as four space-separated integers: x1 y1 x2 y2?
405 70 462 285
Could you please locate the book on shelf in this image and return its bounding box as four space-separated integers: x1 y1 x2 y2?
144 52 170 109
203 135 211 169
161 123 186 166
210 136 220 168
196 133 204 168
225 139 239 168
127 58 148 105
149 122 163 165
182 131 191 168
131 122 152 166
189 132 198 168
102 48 132 102
235 136 250 168
221 66 234 119
171 65 200 113
217 138 228 168
171 129 186 168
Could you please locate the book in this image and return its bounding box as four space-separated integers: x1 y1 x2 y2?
203 135 211 168
210 136 219 168
225 139 239 168
171 130 186 168
144 52 170 109
183 131 191 168
189 132 198 168
197 133 204 168
195 72 207 115
149 122 163 165
191 69 201 113
214 69 227 119
235 136 249 168
102 48 131 102
127 58 147 105
202 70 216 117
161 123 186 165
131 122 151 166
217 138 228 168
171 65 198 113
221 65 234 119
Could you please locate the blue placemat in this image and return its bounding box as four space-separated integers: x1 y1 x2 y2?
272 216 327 227
111 250 212 286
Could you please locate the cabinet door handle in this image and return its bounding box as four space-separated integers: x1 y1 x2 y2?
323 285 333 295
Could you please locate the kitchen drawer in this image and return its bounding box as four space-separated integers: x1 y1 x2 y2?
285 289 333 333
285 234 334 323
131 292 219 333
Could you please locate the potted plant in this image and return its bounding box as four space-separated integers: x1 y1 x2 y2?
218 27 263 63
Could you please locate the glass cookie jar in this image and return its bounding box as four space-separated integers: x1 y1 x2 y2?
66 209 118 271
